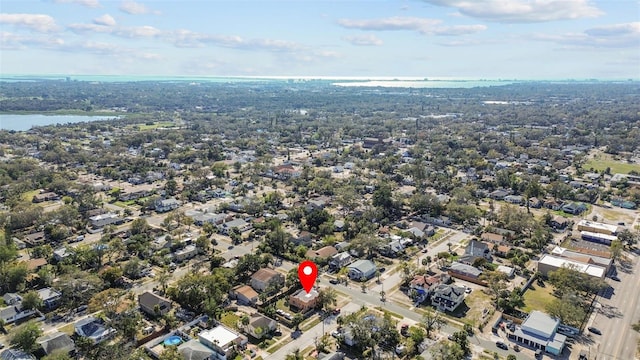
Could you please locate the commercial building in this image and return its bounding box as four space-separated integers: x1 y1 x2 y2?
537 254 606 278
507 311 566 356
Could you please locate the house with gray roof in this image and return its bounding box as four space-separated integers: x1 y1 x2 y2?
447 262 486 285
431 284 465 312
0 305 36 325
347 260 377 281
74 316 116 344
37 288 62 310
0 349 35 360
37 332 75 356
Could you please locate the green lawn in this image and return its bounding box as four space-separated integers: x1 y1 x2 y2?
20 189 40 202
583 153 640 174
130 121 176 130
522 283 556 313
220 312 240 330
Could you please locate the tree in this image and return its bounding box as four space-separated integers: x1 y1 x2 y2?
451 330 471 356
10 321 43 353
610 239 623 262
480 270 508 305
422 311 446 338
21 290 43 311
546 294 586 327
430 341 465 360
317 287 338 312
349 232 383 258
617 228 638 248
157 268 171 294
285 349 304 360
130 218 150 236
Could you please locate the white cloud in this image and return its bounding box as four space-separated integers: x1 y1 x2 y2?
68 23 112 34
421 0 603 23
531 22 640 48
434 24 487 35
585 22 640 37
114 25 162 38
53 0 100 8
93 14 116 27
0 13 59 33
1 31 64 50
337 17 441 32
119 1 160 15
165 29 304 52
342 34 384 46
337 16 486 36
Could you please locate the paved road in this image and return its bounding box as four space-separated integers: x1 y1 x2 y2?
269 302 361 359
588 250 640 360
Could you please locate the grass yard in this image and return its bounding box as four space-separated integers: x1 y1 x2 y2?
522 283 556 313
583 152 640 174
300 316 321 331
131 121 176 131
20 189 40 202
220 311 241 330
596 208 635 224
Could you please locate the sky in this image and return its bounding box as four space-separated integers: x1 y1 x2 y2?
0 0 639 79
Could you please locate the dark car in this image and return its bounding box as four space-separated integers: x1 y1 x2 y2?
329 279 339 285
535 349 543 359
588 327 602 335
496 341 508 350
610 275 621 281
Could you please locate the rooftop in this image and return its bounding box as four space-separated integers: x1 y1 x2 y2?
199 325 240 349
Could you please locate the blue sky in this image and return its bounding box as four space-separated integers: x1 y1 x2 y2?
1 0 638 79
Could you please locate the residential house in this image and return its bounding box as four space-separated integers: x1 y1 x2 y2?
409 273 450 304
53 247 72 262
506 311 566 356
24 257 47 271
486 243 511 258
333 220 345 231
138 291 172 316
0 305 36 325
37 288 62 310
250 268 285 293
329 252 353 270
562 202 587 215
379 238 405 258
198 325 248 360
289 288 319 312
550 215 570 231
481 232 504 243
220 218 251 235
3 293 21 306
504 195 524 205
177 340 215 360
430 284 465 312
458 240 491 265
37 332 75 357
347 260 377 281
89 212 123 229
0 349 36 360
155 198 181 213
244 313 277 340
543 199 563 211
74 317 116 344
528 197 542 208
489 189 510 200
231 285 259 305
23 231 46 247
292 231 313 247
174 244 198 262
306 246 339 262
447 262 486 285
32 192 59 203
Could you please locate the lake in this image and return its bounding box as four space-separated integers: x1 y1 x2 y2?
0 114 120 132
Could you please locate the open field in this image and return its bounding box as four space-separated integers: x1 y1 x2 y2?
129 121 176 130
583 152 640 174
20 189 40 202
522 283 556 313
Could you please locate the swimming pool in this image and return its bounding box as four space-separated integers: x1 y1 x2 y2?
163 335 182 346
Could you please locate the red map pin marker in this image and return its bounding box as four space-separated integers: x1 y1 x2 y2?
298 260 318 294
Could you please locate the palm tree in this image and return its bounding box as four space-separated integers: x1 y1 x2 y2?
317 287 338 312
157 269 171 294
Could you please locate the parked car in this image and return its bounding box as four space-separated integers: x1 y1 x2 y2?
332 308 341 315
329 279 339 285
588 327 602 335
496 341 508 350
535 349 543 359
610 275 621 281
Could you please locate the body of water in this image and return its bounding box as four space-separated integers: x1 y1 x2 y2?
0 114 120 132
